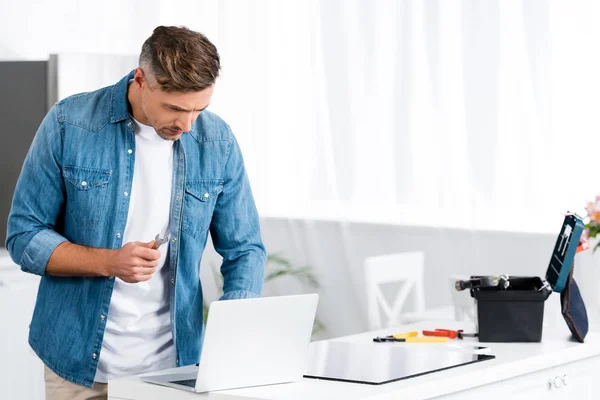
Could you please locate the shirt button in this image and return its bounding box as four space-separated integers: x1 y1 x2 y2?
172 237 177 242
100 315 105 321
176 358 179 365
81 181 87 187
124 192 129 197
92 353 97 359
127 121 132 127
116 233 121 238
171 279 175 285
203 193 210 198
180 154 184 159
127 149 133 154
176 196 181 201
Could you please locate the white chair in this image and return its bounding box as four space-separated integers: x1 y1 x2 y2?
364 252 453 330
449 275 476 322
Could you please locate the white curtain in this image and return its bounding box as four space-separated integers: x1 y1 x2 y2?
4 0 600 232
160 0 600 233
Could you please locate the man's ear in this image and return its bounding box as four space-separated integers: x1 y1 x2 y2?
133 67 146 88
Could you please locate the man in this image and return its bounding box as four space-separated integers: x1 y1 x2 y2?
6 26 266 399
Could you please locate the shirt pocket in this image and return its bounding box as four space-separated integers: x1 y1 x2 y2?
62 166 112 227
182 179 224 238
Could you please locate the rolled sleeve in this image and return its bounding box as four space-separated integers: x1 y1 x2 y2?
219 290 261 301
20 230 67 275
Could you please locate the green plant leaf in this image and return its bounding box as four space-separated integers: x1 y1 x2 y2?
588 223 600 238
266 253 295 269
265 268 291 281
203 302 209 326
312 319 326 335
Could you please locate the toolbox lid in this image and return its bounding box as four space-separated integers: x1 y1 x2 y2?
545 213 584 293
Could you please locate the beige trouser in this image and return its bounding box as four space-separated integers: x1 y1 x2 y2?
44 365 108 400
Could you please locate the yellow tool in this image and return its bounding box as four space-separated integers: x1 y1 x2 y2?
391 331 419 339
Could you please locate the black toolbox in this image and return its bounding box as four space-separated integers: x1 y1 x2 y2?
469 214 585 342
472 276 550 342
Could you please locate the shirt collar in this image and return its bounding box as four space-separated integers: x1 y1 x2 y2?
110 70 135 123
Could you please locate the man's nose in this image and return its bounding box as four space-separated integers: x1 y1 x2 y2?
177 114 195 133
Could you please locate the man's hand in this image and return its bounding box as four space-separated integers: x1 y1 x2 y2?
107 241 161 283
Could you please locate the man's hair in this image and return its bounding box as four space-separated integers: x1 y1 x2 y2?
139 26 220 92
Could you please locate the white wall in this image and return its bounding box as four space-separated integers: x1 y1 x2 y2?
0 0 237 61
0 0 161 60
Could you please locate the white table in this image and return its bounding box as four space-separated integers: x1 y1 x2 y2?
109 320 600 399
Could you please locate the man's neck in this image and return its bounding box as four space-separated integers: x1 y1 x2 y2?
127 82 150 125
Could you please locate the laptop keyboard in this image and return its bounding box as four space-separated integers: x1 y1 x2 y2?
171 378 197 388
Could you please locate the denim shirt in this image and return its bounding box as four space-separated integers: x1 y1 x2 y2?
5 71 266 387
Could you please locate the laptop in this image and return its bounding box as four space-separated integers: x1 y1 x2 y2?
141 293 319 393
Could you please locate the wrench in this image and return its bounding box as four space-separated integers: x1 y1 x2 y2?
152 233 169 250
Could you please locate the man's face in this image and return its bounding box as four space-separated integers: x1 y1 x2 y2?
135 69 214 141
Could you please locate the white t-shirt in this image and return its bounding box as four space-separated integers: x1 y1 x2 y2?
95 116 176 382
